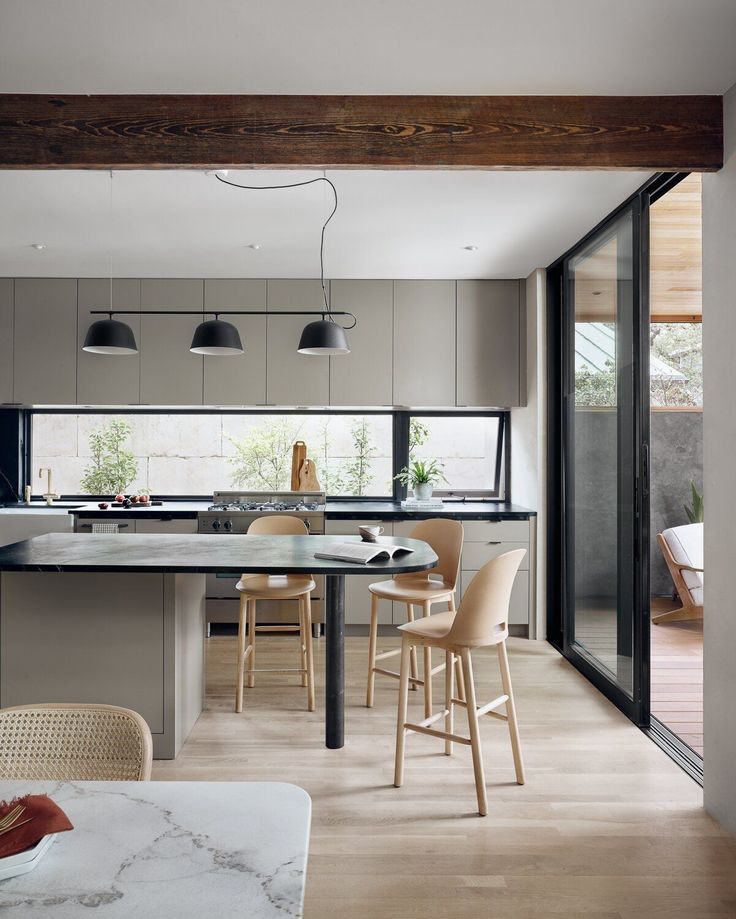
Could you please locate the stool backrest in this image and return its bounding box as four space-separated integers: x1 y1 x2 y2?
247 515 309 536
447 548 526 646
397 518 463 588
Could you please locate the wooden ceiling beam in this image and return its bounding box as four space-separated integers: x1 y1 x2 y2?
0 94 722 171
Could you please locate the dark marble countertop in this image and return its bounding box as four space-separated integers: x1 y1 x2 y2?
60 500 535 521
0 533 438 575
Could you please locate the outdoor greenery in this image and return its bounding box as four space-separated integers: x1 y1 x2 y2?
227 416 382 494
575 322 703 408
684 480 704 524
228 417 301 490
394 458 447 489
80 418 138 495
409 417 429 455
650 323 703 407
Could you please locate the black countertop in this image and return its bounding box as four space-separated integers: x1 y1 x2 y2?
64 500 535 521
0 533 438 576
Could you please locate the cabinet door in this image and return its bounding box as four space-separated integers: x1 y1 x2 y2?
74 517 136 533
0 280 12 403
325 519 393 623
393 281 456 406
140 280 204 405
266 280 330 406
203 280 267 405
77 279 141 404
456 280 521 407
135 518 198 534
14 279 78 404
329 280 393 406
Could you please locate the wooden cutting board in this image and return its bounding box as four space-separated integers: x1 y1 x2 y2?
298 458 321 491
290 441 307 491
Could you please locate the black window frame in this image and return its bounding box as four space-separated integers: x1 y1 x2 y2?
16 406 509 503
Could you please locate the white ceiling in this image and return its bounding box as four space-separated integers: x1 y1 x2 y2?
1 0 736 94
0 169 650 279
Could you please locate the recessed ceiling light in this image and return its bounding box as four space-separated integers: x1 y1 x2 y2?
463 245 479 251
247 243 262 250
30 243 46 251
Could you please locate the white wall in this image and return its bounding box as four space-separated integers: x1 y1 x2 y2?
703 81 736 832
511 268 547 637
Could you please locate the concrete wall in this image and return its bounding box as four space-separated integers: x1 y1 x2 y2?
703 81 736 833
572 409 702 600
650 411 703 596
511 268 546 637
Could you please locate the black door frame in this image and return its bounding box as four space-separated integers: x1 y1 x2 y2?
546 172 691 729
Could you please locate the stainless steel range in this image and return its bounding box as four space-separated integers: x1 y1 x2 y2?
198 491 326 630
198 490 325 534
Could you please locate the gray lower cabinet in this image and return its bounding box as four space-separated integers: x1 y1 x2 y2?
140 280 205 405
0 280 13 403
135 518 198 534
14 279 78 404
77 279 141 404
456 279 523 407
329 280 393 406
203 279 267 405
267 280 330 405
325 519 394 624
393 281 456 406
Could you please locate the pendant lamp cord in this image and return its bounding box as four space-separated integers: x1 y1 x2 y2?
108 169 114 317
214 173 338 319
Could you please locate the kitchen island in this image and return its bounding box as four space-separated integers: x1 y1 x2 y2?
0 532 437 756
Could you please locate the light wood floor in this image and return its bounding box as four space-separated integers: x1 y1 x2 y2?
651 599 704 756
153 634 736 918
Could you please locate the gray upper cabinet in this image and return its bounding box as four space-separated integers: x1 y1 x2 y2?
0 280 13 403
329 280 393 406
140 280 204 405
266 280 330 406
456 280 522 407
14 279 78 404
77 279 141 405
203 279 267 405
393 281 456 406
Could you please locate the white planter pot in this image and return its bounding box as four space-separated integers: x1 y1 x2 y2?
413 483 433 501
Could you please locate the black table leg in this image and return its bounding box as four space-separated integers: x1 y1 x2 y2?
325 573 345 749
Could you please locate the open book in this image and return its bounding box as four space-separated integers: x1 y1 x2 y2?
314 541 414 565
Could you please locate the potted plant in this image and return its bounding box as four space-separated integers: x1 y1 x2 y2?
394 458 447 501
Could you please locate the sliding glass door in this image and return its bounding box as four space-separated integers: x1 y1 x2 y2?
555 200 649 721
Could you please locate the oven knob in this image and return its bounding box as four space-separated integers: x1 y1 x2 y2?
223 519 233 532
212 518 221 531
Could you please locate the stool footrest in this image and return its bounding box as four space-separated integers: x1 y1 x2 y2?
373 666 423 686
248 667 307 674
374 648 402 662
404 721 472 746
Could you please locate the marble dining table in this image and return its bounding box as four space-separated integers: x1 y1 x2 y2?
0 780 312 917
0 533 438 752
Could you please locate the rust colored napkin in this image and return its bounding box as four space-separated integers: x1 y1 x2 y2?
0 795 74 858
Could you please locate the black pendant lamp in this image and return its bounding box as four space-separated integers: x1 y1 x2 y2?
190 317 244 355
297 317 350 355
83 316 138 354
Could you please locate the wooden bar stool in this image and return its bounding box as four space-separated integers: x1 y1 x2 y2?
393 548 526 816
234 515 316 713
366 519 464 718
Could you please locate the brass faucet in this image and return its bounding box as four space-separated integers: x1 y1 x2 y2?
38 467 59 506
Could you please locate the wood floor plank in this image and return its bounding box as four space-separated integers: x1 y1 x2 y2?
147 633 732 918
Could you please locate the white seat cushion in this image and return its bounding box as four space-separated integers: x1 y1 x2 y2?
661 522 703 604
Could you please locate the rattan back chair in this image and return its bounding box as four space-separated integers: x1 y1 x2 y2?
0 703 153 781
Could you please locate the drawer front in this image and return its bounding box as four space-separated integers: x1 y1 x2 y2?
462 520 530 542
461 541 529 571
135 518 197 534
459 568 529 625
326 519 393 537
75 517 136 533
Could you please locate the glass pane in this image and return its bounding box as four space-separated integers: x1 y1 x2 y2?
31 412 394 498
568 211 635 694
409 415 502 493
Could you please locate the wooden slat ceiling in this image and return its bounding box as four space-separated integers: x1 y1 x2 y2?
573 174 702 322
650 174 702 320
